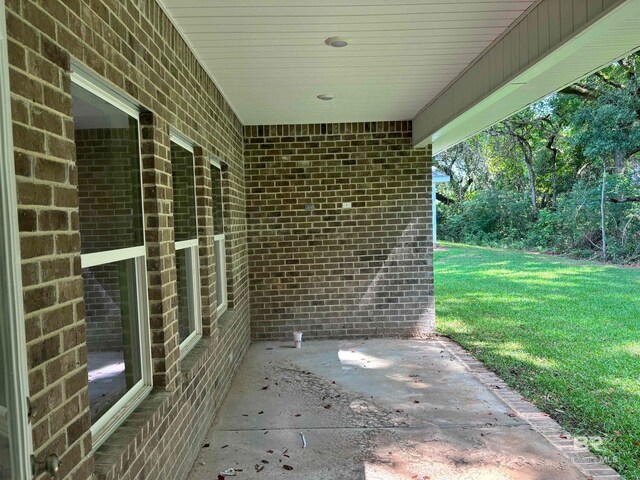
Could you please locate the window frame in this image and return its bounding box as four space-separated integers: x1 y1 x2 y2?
0 2 32 474
71 65 153 450
210 158 228 318
169 132 202 357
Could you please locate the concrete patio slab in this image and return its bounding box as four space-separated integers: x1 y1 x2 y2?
187 338 591 480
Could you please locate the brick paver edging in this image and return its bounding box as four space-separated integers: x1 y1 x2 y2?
438 336 622 480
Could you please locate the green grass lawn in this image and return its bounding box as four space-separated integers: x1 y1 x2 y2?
434 242 640 479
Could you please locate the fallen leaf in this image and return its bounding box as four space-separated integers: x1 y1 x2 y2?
283 465 294 470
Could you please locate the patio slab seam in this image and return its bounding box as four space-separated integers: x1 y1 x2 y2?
438 337 622 480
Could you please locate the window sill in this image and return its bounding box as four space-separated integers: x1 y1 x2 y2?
93 390 170 478
217 308 236 331
179 331 201 360
179 335 215 377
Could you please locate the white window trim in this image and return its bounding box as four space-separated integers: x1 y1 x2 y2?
211 158 228 318
0 0 32 474
175 239 198 250
169 133 202 356
176 244 202 359
71 62 139 120
81 246 146 269
214 237 228 317
170 130 194 153
71 71 153 451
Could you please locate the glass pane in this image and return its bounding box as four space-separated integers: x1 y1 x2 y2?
212 164 224 236
83 259 142 423
171 142 197 242
176 248 196 342
72 83 144 254
215 238 226 308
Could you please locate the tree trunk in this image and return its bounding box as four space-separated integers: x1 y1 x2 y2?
552 156 557 207
546 135 558 208
521 141 538 216
601 161 607 261
614 149 625 174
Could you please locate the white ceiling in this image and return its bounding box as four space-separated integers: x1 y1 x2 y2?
158 0 537 125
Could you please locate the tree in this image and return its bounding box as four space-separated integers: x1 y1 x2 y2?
434 50 640 263
434 135 489 203
564 54 640 259
488 108 554 216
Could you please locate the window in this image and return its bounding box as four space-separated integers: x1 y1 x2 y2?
211 159 227 316
170 136 201 354
71 73 152 449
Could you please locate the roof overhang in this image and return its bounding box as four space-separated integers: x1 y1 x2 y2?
157 1 640 152
414 0 640 153
157 1 539 126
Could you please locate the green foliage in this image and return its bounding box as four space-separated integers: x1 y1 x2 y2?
439 189 534 246
439 177 640 263
569 56 640 162
435 51 640 263
435 243 640 479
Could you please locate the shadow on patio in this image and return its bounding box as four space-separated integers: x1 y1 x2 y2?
187 338 588 480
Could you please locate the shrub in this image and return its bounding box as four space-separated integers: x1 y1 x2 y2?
439 176 640 263
439 189 534 246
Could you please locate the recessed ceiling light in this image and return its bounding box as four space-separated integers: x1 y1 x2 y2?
325 36 350 48
317 94 335 101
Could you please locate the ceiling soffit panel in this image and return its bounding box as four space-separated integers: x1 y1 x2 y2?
157 0 537 125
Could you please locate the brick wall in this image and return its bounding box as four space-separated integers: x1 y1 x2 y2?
81 264 124 352
245 122 435 340
75 128 142 252
170 141 198 243
8 1 249 480
75 128 140 351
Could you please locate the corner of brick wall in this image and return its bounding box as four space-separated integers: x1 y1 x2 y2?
244 122 435 340
7 1 250 479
